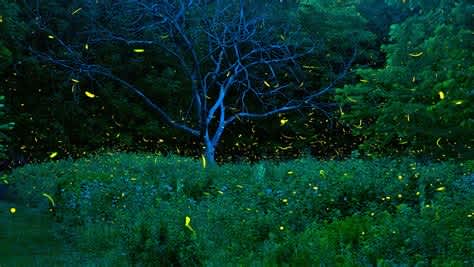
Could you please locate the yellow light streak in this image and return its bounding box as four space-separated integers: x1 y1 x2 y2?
409 52 423 57
71 8 82 15
42 193 56 207
85 91 96 98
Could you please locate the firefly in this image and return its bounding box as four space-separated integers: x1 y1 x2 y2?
71 8 82 15
409 52 423 57
85 91 96 98
438 91 445 100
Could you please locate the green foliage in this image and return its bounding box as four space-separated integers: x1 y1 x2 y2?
0 43 13 70
0 201 91 266
0 95 14 159
299 0 376 58
0 0 23 159
7 153 473 265
336 2 473 160
229 0 378 162
0 0 26 69
297 0 377 93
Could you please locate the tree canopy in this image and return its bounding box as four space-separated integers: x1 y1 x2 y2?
336 1 473 160
0 0 471 163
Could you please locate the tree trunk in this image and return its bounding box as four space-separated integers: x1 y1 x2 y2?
203 138 217 167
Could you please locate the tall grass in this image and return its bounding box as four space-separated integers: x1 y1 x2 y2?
5 152 473 266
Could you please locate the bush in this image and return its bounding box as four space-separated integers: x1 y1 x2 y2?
7 152 473 265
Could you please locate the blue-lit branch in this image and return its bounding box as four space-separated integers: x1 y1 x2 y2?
27 0 356 163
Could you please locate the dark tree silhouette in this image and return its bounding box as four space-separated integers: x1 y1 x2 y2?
27 0 356 165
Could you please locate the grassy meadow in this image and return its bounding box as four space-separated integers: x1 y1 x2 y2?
1 152 473 266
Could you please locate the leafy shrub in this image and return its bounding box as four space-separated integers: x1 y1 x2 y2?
7 152 473 265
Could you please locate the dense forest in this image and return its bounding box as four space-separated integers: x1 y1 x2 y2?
1 0 471 166
0 0 472 266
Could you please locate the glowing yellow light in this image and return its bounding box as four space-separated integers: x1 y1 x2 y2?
85 43 89 50
416 191 420 196
370 212 375 216
398 175 403 180
201 155 206 169
49 152 58 158
354 120 363 129
312 186 318 190
42 193 55 207
319 170 326 177
185 216 195 232
0 16 3 23
282 199 288 203
287 171 294 175
438 91 445 100
85 91 96 98
360 79 368 83
347 96 358 103
264 80 271 87
436 137 442 148
280 118 288 126
409 52 423 57
71 7 82 15
48 35 55 39
71 79 80 83
279 226 284 230
10 207 16 214
435 186 445 192
133 48 145 53
454 100 463 105
398 194 402 198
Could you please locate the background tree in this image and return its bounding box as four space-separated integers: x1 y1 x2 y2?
4 0 198 162
0 96 14 159
336 1 473 160
271 0 377 159
0 0 23 160
27 0 356 164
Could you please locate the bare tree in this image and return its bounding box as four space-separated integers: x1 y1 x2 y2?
27 0 356 165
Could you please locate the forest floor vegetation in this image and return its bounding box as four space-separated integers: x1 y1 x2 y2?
2 152 473 266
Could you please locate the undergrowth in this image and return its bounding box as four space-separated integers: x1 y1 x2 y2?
5 152 473 266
